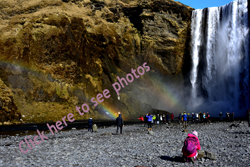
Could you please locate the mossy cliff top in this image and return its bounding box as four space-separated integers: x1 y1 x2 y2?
0 0 193 123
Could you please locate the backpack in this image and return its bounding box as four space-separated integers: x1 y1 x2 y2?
183 137 197 154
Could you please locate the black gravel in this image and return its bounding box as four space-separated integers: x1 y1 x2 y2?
0 121 249 167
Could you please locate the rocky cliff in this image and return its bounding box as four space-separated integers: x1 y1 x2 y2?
0 0 193 123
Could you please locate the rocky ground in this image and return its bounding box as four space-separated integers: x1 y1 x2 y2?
0 121 250 167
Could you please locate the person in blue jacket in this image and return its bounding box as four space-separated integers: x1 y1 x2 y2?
182 111 188 129
146 113 153 131
88 118 93 132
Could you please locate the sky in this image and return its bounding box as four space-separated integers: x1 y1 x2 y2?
177 0 234 9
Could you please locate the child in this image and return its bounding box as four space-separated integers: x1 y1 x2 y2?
182 131 201 163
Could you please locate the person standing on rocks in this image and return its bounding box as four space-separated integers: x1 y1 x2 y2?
179 113 182 124
116 112 124 134
182 131 201 163
138 115 144 126
166 114 169 124
88 118 93 132
219 111 223 121
206 112 210 123
146 113 153 131
247 109 250 127
199 112 203 123
162 114 166 124
153 115 156 124
160 114 163 124
182 111 188 129
144 114 148 127
171 113 174 123
156 114 160 125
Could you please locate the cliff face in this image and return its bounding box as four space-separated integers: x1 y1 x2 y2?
0 0 193 123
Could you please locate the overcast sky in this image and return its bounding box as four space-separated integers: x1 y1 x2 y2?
177 0 234 9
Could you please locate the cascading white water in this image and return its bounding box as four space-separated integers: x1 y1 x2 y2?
190 9 203 106
189 0 249 116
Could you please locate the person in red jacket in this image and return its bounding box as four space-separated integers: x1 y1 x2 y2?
182 131 201 163
138 115 144 125
171 113 174 123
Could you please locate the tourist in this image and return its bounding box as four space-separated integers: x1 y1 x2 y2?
138 115 144 125
179 113 182 124
199 112 203 123
247 109 250 127
195 113 199 123
116 112 124 134
88 118 93 132
166 114 169 124
156 114 160 125
144 114 148 127
203 113 206 123
171 113 174 122
182 111 187 129
146 113 153 131
206 112 210 123
192 113 195 123
182 131 201 163
219 112 223 121
160 114 163 124
153 115 156 124
162 114 166 124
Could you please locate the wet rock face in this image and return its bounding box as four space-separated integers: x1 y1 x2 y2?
0 79 21 123
0 0 193 122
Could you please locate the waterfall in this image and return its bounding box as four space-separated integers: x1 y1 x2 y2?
189 0 249 116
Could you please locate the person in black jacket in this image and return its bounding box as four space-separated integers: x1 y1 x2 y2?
88 118 93 132
116 113 124 134
247 109 250 127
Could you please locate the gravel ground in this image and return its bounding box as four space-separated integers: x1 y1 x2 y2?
0 121 250 167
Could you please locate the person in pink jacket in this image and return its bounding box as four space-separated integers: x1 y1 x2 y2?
182 131 201 163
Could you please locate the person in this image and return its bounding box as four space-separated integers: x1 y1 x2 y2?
187 113 190 122
166 114 169 124
171 113 174 122
219 112 223 121
116 112 124 134
138 115 144 125
144 114 148 127
232 112 234 122
160 114 163 124
146 113 153 131
153 115 156 124
192 113 195 123
196 113 199 123
206 112 210 123
199 112 203 123
92 124 98 132
88 118 93 132
156 114 160 125
203 113 206 123
247 109 250 127
162 114 166 124
179 113 182 124
182 131 201 163
182 111 187 129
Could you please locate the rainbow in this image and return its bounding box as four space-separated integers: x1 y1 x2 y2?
142 73 185 112
98 103 119 120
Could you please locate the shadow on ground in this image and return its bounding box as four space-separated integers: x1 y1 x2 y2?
160 156 184 163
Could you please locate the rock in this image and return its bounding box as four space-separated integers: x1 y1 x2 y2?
148 131 154 135
205 151 217 160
